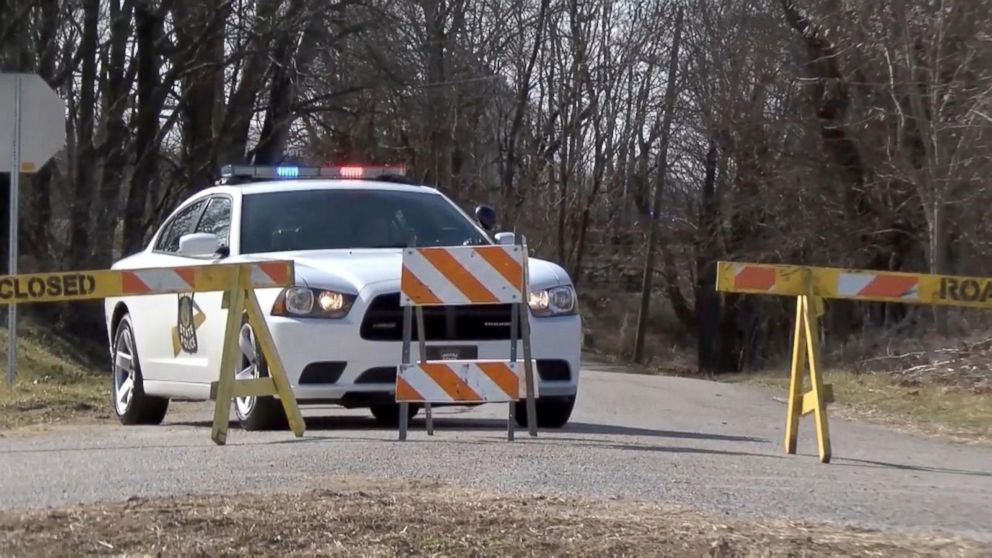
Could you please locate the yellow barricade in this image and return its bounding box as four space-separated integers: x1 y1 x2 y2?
716 261 992 309
0 261 304 446
716 260 992 463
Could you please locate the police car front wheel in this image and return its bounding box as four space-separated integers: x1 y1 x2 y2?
233 320 288 431
514 395 575 429
370 403 419 426
111 314 169 425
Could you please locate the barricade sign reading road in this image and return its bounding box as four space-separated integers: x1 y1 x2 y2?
716 260 992 463
396 237 539 440
0 261 303 446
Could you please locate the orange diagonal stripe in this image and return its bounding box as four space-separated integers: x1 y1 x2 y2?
176 267 196 288
858 275 917 298
477 246 524 293
421 363 483 402
401 266 442 305
419 248 498 304
396 375 425 402
477 362 519 398
259 261 289 285
734 266 775 290
121 272 150 294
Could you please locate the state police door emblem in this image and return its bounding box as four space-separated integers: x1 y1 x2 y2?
176 293 199 354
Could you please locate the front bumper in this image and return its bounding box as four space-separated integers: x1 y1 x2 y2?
264 306 581 405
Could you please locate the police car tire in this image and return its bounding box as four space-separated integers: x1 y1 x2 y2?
370 403 419 426
234 321 288 431
514 395 575 429
112 315 169 425
238 393 288 431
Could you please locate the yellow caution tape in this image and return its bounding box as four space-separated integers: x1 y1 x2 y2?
0 261 294 305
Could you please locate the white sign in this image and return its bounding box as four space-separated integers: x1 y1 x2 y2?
3 73 66 387
0 73 66 173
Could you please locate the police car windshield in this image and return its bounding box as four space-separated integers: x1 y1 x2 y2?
239 188 490 254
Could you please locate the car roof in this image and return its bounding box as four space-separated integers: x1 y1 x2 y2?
200 179 443 197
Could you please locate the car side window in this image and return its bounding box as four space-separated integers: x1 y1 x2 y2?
195 197 232 249
154 200 207 253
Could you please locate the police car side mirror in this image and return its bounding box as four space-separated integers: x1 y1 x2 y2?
179 232 221 258
494 232 516 245
475 204 497 231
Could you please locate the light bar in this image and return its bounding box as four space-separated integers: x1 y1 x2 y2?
220 164 407 182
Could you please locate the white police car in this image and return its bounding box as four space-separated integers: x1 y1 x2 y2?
104 165 582 430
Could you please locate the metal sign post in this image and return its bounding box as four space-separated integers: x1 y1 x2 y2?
6 75 22 387
0 73 66 387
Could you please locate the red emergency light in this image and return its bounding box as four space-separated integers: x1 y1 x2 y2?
338 166 365 179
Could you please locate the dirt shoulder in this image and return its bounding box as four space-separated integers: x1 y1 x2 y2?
1 479 987 557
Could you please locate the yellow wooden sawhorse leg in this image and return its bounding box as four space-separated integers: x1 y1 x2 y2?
210 265 306 446
784 295 834 463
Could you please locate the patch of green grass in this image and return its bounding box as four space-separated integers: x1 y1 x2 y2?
0 323 108 430
722 368 992 443
418 536 456 553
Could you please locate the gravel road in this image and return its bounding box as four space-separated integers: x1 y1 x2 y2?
1 363 990 542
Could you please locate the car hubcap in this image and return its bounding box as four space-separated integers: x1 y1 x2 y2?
235 323 260 417
113 328 136 416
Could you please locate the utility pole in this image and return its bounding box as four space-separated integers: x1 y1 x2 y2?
633 6 684 364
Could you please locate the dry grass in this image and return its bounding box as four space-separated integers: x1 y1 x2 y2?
1 479 987 557
837 331 992 394
722 368 992 444
0 324 108 430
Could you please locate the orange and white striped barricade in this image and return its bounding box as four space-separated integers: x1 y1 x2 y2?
0 261 303 446
717 260 992 463
396 235 538 441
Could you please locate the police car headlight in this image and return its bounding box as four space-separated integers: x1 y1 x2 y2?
272 287 355 318
528 286 577 317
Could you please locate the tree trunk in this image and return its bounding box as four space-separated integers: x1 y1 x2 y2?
122 2 163 256
174 0 226 193
67 0 100 271
501 0 550 224
930 199 950 333
253 0 314 165
61 0 102 331
633 6 683 364
696 140 720 375
219 0 281 163
251 38 297 165
93 0 134 266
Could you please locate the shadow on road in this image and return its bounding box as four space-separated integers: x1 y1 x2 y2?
4 417 990 479
829 456 992 479
169 415 766 445
564 422 768 443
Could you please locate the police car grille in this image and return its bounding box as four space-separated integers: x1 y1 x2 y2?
359 293 513 341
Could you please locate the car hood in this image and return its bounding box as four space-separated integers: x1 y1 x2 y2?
245 248 570 295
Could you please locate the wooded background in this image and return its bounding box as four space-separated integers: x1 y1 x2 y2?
2 0 992 373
